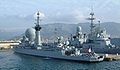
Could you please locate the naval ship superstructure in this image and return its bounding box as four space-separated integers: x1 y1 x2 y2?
13 12 104 62
68 12 120 54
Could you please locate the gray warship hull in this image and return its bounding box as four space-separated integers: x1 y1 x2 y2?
81 47 120 54
13 48 104 62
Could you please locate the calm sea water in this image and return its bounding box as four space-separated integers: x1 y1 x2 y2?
0 50 120 70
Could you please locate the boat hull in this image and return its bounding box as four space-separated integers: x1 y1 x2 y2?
88 48 120 54
13 48 104 62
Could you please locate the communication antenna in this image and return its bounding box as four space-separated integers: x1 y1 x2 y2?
87 9 96 35
34 11 45 46
54 28 58 38
35 12 42 31
98 20 101 28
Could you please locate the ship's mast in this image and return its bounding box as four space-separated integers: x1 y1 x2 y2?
90 12 95 35
35 12 42 46
98 20 101 29
87 11 96 39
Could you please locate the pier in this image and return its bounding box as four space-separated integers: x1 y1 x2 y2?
104 54 120 61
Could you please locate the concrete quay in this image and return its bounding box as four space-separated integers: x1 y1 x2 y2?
104 54 120 61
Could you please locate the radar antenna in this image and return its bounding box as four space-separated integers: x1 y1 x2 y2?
98 20 101 28
34 11 43 46
87 8 96 37
35 12 42 31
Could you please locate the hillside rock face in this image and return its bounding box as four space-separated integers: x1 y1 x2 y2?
1 22 120 40
40 22 120 39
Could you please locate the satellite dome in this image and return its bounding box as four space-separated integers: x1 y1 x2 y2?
25 28 36 41
77 26 82 32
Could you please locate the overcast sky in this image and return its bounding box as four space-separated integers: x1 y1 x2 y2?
0 0 120 30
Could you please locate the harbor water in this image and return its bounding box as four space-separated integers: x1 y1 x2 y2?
0 50 120 70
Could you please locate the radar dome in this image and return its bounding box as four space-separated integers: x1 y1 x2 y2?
76 26 82 32
25 28 36 41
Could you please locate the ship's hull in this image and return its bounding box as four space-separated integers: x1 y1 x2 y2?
81 47 120 54
13 48 104 62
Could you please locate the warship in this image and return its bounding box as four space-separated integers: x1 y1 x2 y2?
68 12 120 54
13 12 104 62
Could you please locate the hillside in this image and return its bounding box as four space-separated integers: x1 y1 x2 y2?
0 22 120 40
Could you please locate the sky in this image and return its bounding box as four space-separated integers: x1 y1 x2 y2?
0 0 120 30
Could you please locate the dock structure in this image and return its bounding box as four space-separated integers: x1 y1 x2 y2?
104 54 120 61
0 41 20 49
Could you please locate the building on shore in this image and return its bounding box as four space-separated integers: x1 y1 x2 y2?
0 40 20 49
